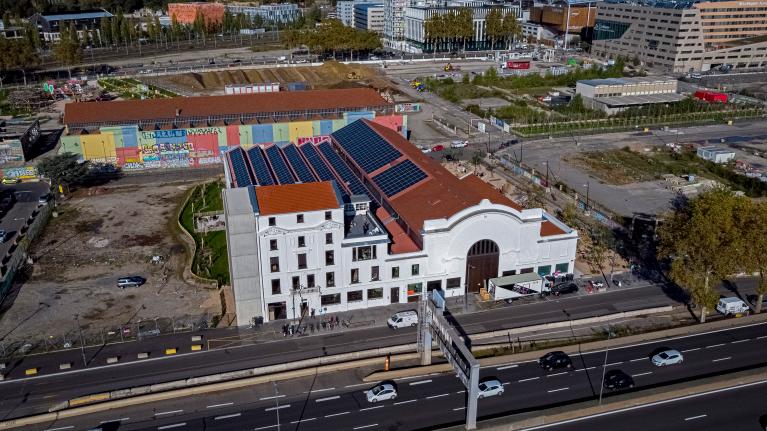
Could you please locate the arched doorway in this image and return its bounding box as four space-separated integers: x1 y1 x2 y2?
466 240 499 293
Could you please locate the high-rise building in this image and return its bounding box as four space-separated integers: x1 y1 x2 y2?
354 3 385 32
384 0 409 49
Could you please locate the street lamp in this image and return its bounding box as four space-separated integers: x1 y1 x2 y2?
598 323 614 405
74 314 87 367
583 182 590 213
272 382 282 431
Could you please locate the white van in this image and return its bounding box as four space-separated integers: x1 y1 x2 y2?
716 297 750 316
387 310 418 329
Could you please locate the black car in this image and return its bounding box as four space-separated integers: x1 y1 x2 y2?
538 351 573 371
550 282 578 296
603 370 634 390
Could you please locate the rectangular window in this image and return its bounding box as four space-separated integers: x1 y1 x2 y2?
271 279 281 295
391 266 400 278
347 290 363 302
411 264 420 276
325 211 332 221
326 271 335 287
325 250 334 265
326 233 333 244
298 236 306 248
292 276 300 289
270 239 278 251
537 265 552 276
351 268 359 284
321 293 341 305
520 267 534 274
270 257 280 272
446 277 461 289
407 282 422 295
297 214 304 223
427 280 442 291
555 263 570 274
352 245 376 261
368 287 384 299
268 217 276 226
298 253 307 270
307 274 315 288
371 266 379 281
502 270 516 276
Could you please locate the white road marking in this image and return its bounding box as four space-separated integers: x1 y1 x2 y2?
547 387 569 393
519 377 540 382
290 418 317 424
456 390 466 394
576 366 597 372
157 424 186 430
706 343 726 348
453 407 466 411
101 418 129 423
354 425 379 430
345 383 370 388
260 395 286 401
155 410 183 416
44 427 74 431
547 372 568 377
394 399 418 405
214 413 241 420
731 339 749 344
316 395 341 402
684 414 707 421
206 403 233 409
427 393 449 399
632 372 653 377
757 335 767 340
497 364 519 370
682 348 700 352
630 358 645 362
265 405 290 412
712 357 732 362
326 411 350 418
253 425 279 431
313 387 335 392
359 405 384 411
409 379 432 386
604 362 623 367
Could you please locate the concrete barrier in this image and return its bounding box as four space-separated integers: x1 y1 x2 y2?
68 393 109 407
59 363 72 370
191 335 202 342
137 352 149 359
106 357 119 364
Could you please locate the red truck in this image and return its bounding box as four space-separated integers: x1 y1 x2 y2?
694 90 728 103
504 60 531 70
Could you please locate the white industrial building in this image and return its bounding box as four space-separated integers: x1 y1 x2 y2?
696 146 735 164
223 119 578 325
226 3 300 23
575 76 685 114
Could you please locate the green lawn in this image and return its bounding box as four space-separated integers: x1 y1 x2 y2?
179 181 229 285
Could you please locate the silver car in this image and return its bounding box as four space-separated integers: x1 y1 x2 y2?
477 379 504 399
366 383 397 403
651 349 684 366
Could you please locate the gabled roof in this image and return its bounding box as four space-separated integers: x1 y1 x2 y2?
254 181 341 216
39 10 113 21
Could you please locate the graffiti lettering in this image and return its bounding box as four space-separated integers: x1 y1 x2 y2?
196 156 221 165
139 142 193 156
122 162 145 170
3 166 37 179
187 128 220 136
140 130 187 140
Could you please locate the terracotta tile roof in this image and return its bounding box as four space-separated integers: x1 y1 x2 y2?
255 181 341 216
63 88 391 126
362 120 522 236
540 220 566 237
375 207 420 254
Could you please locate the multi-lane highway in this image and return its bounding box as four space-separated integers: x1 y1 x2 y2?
29 320 767 431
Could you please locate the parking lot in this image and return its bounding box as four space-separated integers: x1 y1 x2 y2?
0 182 50 258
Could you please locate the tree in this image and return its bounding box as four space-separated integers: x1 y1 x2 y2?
744 202 767 313
484 8 503 51
456 8 473 52
53 23 82 70
37 153 91 189
305 4 321 27
501 12 522 50
658 188 751 322
99 16 111 45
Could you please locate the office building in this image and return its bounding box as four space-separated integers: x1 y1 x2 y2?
354 3 385 32
226 3 301 23
29 10 113 42
575 76 684 113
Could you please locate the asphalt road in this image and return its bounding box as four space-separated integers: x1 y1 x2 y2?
0 182 50 259
34 320 767 431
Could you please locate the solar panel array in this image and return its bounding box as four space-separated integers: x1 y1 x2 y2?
282 145 316 183
246 147 275 186
265 145 296 184
299 144 337 182
318 142 369 196
372 160 428 198
228 148 253 187
331 120 402 174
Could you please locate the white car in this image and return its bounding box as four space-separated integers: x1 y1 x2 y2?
366 383 397 403
477 379 504 399
451 140 469 148
418 145 431 153
651 349 683 366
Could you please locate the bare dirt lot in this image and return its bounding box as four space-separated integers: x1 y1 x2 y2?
0 182 219 346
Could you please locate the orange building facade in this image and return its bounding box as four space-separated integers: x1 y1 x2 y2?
167 2 225 25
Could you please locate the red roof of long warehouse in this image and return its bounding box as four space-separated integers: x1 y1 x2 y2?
63 88 391 125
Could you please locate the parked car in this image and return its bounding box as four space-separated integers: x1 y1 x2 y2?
538 351 573 371
477 378 504 398
451 140 468 148
716 297 750 316
549 282 578 296
369 55 379 61
117 276 146 289
366 383 397 402
1 178 19 185
0 230 7 243
603 370 634 391
418 145 431 153
651 349 684 367
432 145 445 152
387 310 418 329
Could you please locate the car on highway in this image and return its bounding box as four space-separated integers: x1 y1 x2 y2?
451 140 468 148
538 351 573 371
716 297 750 316
603 370 634 391
651 349 684 366
549 282 578 296
366 383 397 402
1 178 19 185
477 378 504 398
432 145 445 152
117 276 146 289
387 310 418 329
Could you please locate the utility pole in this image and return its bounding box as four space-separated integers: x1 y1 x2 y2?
74 314 87 367
598 323 612 405
272 382 281 431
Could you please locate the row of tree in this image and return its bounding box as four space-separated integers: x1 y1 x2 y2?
282 20 382 59
659 188 767 321
424 8 521 53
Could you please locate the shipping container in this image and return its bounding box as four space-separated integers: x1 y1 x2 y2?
694 90 727 103
504 60 531 70
287 82 307 91
224 83 280 95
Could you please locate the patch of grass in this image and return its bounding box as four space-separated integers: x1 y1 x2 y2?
98 78 178 99
179 181 229 285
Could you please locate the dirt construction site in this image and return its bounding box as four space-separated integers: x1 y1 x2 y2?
0 180 219 349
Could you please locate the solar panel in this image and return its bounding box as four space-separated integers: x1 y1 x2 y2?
372 160 427 198
300 144 337 182
282 145 316 183
265 145 296 184
331 120 402 174
246 147 275 186
228 148 253 187
318 142 369 196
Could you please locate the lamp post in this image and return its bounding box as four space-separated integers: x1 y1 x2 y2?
272 382 282 431
583 182 590 213
74 314 87 367
598 323 613 405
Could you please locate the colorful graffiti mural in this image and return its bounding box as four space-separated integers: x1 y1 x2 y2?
60 114 408 171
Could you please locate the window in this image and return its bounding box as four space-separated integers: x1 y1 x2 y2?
427 280 442 291
407 282 422 295
270 257 279 272
325 250 334 265
271 279 281 295
326 232 333 244
351 268 359 284
321 293 341 305
298 253 307 269
446 277 461 289
268 217 276 226
307 274 315 288
537 265 552 276
292 276 300 289
502 270 516 276
325 211 332 221
520 267 534 274
371 266 379 281
298 236 305 247
326 271 335 287
555 263 570 274
352 245 376 261
270 239 278 251
297 214 304 223
347 290 363 302
411 264 420 276
368 287 384 299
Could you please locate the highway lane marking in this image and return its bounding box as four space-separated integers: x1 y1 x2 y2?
394 399 418 405
632 372 653 377
359 405 384 411
757 335 767 340
253 426 278 430
155 410 183 416
260 395 286 401
547 372 568 377
427 393 450 399
157 424 186 430
44 427 74 431
325 411 350 418
316 395 341 402
682 348 700 352
454 407 466 411
630 358 645 362
519 377 540 382
206 403 234 409
684 414 707 421
345 383 370 388
496 364 519 370
214 413 241 420
706 343 726 348
410 379 432 386
313 387 335 392
101 418 130 423
265 405 290 412
731 339 749 344
604 362 623 367
547 387 569 393
354 424 379 430
290 418 317 424
576 366 596 372
456 390 466 394
712 357 732 362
